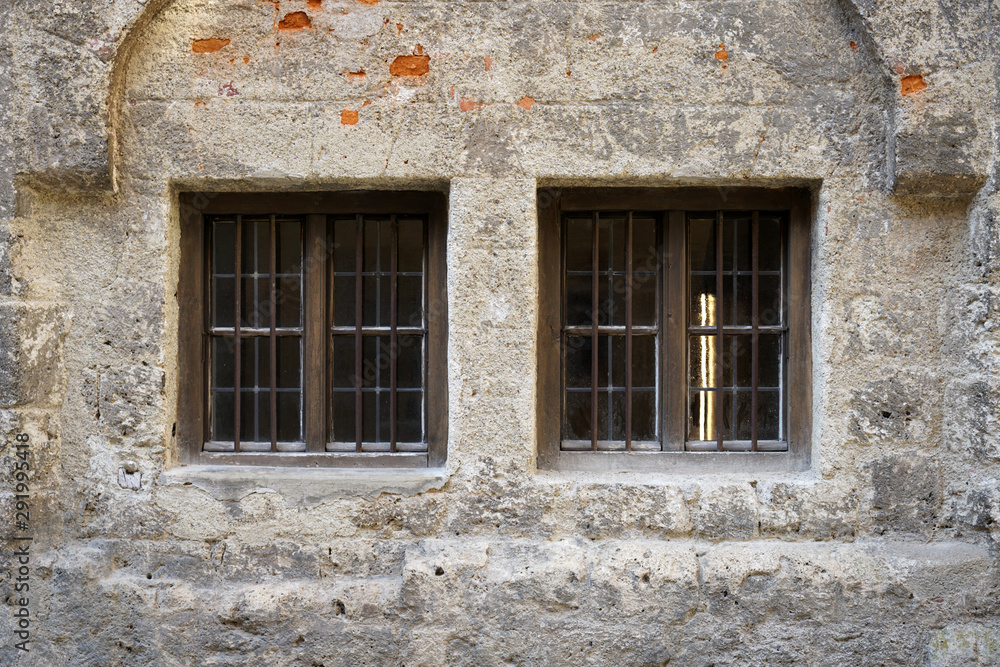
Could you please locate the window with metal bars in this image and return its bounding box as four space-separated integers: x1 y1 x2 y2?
539 188 811 473
177 192 447 468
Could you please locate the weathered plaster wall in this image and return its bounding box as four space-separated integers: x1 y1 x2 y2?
1 0 999 664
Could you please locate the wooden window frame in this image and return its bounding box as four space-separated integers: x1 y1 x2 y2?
177 191 448 468
537 187 812 474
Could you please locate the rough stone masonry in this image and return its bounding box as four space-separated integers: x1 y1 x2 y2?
1 0 999 664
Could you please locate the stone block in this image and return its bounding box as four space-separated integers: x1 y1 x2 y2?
0 301 69 408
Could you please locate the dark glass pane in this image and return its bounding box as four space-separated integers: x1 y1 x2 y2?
362 390 377 442
734 334 753 388
363 218 381 272
276 337 300 389
565 335 592 388
565 275 592 326
759 275 782 326
597 217 611 272
689 275 717 327
397 335 423 388
212 277 235 328
610 335 626 387
689 335 719 389
688 389 717 442
239 338 256 389
611 216 626 272
759 216 782 272
255 337 270 388
257 391 272 444
736 390 753 440
398 275 423 327
595 391 609 441
632 334 656 388
597 275 611 327
241 219 269 276
721 335 741 388
735 275 752 325
596 335 610 388
277 391 301 442
276 219 301 274
333 218 357 273
239 276 256 327
277 276 301 327
361 336 388 389
610 391 627 441
397 218 424 273
379 390 391 444
332 336 356 388
722 272 735 326
611 275 626 326
213 220 236 275
212 390 234 442
333 275 355 328
757 390 780 439
397 390 423 443
239 390 254 442
632 218 657 273
722 217 734 271
363 275 379 327
721 389 735 440
565 218 593 272
632 272 657 326
632 389 656 441
564 391 592 441
733 216 751 271
332 390 356 443
689 218 716 271
759 334 781 388
212 337 235 388
378 275 391 327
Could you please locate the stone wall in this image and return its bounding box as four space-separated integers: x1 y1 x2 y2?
1 0 999 664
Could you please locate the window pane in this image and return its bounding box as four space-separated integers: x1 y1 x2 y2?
398 219 423 273
332 390 355 443
332 335 356 388
213 220 235 275
631 272 657 326
689 335 719 389
239 390 254 442
212 337 235 388
333 218 357 273
398 275 423 327
397 391 423 443
632 217 657 273
276 337 300 389
565 335 592 388
759 275 782 326
564 391 592 441
688 218 716 271
610 391 627 441
333 274 355 328
276 219 301 274
759 216 782 271
565 275 592 326
397 335 423 388
212 277 235 328
689 276 717 327
757 390 781 439
565 218 593 272
632 334 656 388
277 276 301 328
760 335 781 388
736 391 753 440
732 216 751 271
632 390 656 441
277 391 301 442
256 391 271 444
212 390 234 442
688 389 718 442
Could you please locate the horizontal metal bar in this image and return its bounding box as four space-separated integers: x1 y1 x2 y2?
209 328 302 336
685 439 788 452
687 326 786 334
565 386 657 393
330 327 426 335
563 326 658 335
204 440 305 452
561 439 661 452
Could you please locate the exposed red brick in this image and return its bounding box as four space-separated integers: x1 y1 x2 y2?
341 109 359 125
415 44 425 55
390 55 430 76
356 0 379 5
194 101 206 107
566 70 571 77
362 100 372 107
850 41 858 51
652 46 658 53
517 96 534 111
588 33 600 41
346 69 367 80
715 44 728 60
278 11 311 30
459 98 484 111
484 56 493 71
307 0 322 7
900 74 927 95
243 56 250 64
396 23 404 35
191 38 230 53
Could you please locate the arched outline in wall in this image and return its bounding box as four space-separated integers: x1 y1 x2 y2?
103 0 894 192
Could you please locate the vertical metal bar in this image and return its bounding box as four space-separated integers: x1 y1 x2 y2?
233 218 242 453
269 215 278 452
355 214 364 453
751 211 759 452
390 215 398 453
591 211 599 451
715 211 724 452
625 212 633 451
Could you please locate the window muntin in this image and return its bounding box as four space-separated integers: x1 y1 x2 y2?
177 191 447 468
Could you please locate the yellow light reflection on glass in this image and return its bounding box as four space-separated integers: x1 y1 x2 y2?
698 292 716 441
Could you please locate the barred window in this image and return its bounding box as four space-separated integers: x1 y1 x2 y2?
539 188 811 473
178 192 447 468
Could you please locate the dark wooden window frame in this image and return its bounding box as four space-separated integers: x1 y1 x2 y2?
177 191 448 468
538 187 812 474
